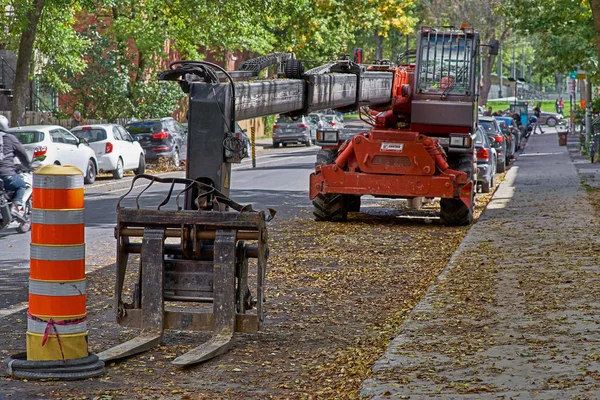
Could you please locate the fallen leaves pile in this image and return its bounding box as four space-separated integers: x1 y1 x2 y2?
1 186 497 399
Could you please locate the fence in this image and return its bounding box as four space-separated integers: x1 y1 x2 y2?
0 111 111 129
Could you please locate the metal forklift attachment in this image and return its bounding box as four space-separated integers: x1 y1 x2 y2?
97 175 272 366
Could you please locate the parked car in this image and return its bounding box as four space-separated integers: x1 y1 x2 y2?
7 125 98 184
124 117 187 167
320 113 345 130
475 125 496 193
497 120 516 160
478 115 507 173
71 124 146 179
529 109 564 127
272 114 317 148
495 116 521 152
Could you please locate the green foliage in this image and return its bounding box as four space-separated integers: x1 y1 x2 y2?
503 0 596 76
130 80 184 120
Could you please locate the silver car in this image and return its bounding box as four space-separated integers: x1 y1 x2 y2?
272 115 317 148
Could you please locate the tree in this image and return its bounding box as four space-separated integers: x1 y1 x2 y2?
419 0 511 106
505 0 596 76
0 0 88 125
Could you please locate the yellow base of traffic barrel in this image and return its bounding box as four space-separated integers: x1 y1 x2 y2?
26 332 89 361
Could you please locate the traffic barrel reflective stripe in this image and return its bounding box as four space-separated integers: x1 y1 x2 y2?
27 165 90 362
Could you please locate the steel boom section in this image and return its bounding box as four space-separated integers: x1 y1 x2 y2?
233 72 394 120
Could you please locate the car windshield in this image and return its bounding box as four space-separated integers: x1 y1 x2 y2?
479 120 496 134
126 121 161 135
417 32 474 94
275 116 297 124
72 128 107 142
11 131 44 144
475 129 484 144
307 115 321 124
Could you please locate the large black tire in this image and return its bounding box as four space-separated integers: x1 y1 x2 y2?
440 154 474 226
440 198 473 226
313 194 348 221
273 142 280 148
312 149 348 221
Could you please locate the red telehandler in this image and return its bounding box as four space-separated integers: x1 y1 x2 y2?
310 25 498 225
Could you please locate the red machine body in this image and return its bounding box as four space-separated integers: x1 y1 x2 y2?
310 26 481 225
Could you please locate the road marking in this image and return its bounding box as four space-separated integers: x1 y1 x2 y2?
520 152 564 157
0 301 28 320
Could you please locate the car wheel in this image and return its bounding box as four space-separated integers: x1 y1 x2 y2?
84 159 96 184
273 142 280 148
282 143 288 147
497 158 506 173
112 158 124 179
134 154 146 175
546 117 557 127
172 148 180 168
305 138 313 147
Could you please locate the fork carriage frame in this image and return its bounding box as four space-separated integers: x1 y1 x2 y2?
97 175 269 366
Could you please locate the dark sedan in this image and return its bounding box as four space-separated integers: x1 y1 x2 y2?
125 117 187 167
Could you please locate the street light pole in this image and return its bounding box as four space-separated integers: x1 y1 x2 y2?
498 42 503 98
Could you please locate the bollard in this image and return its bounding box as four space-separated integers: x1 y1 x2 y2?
251 126 256 168
3 165 104 380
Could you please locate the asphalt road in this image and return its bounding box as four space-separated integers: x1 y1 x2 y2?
0 144 317 318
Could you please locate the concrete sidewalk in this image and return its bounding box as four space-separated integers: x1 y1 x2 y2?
362 131 600 399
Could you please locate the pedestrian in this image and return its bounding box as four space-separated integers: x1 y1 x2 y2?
590 139 596 163
533 103 545 134
483 106 492 116
558 97 564 115
555 98 560 113
71 110 84 128
0 115 32 216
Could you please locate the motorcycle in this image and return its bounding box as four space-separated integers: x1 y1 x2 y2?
0 165 34 234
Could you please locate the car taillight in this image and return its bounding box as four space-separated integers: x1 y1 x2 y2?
477 147 489 161
81 126 92 130
494 135 504 143
33 146 47 158
152 146 169 151
105 142 113 154
297 123 308 128
273 124 280 129
152 131 169 139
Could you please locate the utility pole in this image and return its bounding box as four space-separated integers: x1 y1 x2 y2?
498 42 503 98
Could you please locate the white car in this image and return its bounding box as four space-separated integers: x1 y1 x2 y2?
71 124 145 179
7 125 99 184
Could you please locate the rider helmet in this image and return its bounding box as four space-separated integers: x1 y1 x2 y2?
0 115 9 132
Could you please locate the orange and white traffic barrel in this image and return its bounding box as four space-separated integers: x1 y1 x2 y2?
27 165 89 361
4 165 103 379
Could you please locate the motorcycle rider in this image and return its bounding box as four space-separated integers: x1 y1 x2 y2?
0 115 32 215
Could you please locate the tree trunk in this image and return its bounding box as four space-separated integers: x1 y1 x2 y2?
479 53 496 107
375 32 383 61
11 0 46 127
590 0 600 73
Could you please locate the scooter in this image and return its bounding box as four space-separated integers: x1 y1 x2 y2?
0 165 34 234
